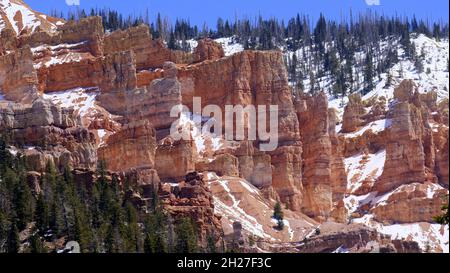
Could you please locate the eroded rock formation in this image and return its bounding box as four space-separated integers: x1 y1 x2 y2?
1 99 96 171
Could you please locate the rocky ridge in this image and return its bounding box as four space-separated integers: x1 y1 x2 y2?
1 1 448 253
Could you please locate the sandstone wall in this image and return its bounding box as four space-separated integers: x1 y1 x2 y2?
1 99 97 171
98 120 156 172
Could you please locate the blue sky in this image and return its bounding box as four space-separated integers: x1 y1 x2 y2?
26 0 449 28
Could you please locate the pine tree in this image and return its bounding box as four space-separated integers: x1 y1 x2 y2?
207 233 217 253
105 224 121 253
434 195 449 226
273 201 284 230
49 198 65 237
168 32 178 50
175 218 197 253
73 209 91 253
0 136 13 176
29 232 47 253
385 72 393 88
35 193 49 234
363 51 374 94
13 177 33 231
7 222 20 253
309 72 316 94
143 233 153 253
124 202 140 252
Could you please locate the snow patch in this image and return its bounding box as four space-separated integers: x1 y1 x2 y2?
215 37 244 56
344 119 392 138
0 0 60 34
345 150 386 193
353 215 449 253
42 87 98 118
172 112 224 157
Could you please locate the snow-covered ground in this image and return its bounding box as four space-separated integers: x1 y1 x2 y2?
343 119 391 138
344 150 386 194
214 37 244 56
302 34 449 121
31 41 88 69
0 0 63 35
344 179 449 253
206 172 275 240
185 37 244 56
206 172 316 243
41 87 117 147
171 112 226 157
324 34 450 253
42 87 98 118
363 34 448 101
353 214 449 253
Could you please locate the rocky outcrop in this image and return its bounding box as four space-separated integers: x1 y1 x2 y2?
0 28 18 54
342 93 366 133
155 138 196 182
0 46 37 102
0 0 64 36
103 25 192 70
295 222 421 253
193 38 224 63
196 153 239 177
37 50 137 93
160 172 223 248
269 145 303 211
296 92 333 220
436 141 449 187
98 62 181 135
1 99 96 171
179 50 301 143
372 182 448 223
103 24 153 70
177 50 303 210
98 120 156 172
233 141 273 188
375 81 429 194
21 16 103 56
328 109 348 203
0 98 74 129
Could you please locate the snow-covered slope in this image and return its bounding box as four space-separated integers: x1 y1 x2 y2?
186 36 245 56
214 37 244 56
205 172 317 243
42 87 119 147
0 0 64 35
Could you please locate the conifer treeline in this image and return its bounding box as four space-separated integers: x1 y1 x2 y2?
51 8 449 49
50 8 449 98
0 136 204 253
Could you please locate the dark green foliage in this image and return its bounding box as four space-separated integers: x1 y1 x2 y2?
35 194 49 234
13 174 33 231
7 222 20 253
0 151 214 253
29 231 47 253
273 201 284 230
363 51 374 94
207 233 217 253
175 217 197 253
434 196 449 226
48 7 449 98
